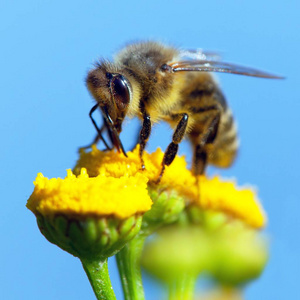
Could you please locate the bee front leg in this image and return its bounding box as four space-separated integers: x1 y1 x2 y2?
138 111 151 170
156 113 189 183
193 112 221 175
80 104 112 151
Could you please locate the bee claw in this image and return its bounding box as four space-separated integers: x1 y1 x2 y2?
154 166 165 185
78 144 92 153
154 177 162 185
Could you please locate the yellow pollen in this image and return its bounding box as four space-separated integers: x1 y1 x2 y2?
26 168 152 219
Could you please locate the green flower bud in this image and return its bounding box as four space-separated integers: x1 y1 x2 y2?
141 226 212 283
208 222 268 286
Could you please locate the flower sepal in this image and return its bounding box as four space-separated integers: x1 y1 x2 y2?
36 213 142 260
142 225 213 283
141 186 185 235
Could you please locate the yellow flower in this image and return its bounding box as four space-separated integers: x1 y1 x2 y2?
26 168 152 259
74 146 266 228
27 168 152 219
195 177 266 229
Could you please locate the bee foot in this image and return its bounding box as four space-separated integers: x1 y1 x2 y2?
154 177 162 185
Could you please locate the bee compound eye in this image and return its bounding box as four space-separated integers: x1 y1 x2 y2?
111 75 131 110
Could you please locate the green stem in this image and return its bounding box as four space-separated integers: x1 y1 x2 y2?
168 273 197 300
81 257 116 300
116 235 146 300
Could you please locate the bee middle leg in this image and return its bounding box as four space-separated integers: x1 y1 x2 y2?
138 110 151 170
156 113 189 183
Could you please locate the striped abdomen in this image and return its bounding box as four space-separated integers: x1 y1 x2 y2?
207 108 238 168
179 73 239 169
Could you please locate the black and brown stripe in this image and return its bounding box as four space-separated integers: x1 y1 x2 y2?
179 72 238 169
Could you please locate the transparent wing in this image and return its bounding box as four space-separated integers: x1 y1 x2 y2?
169 59 284 79
178 49 222 61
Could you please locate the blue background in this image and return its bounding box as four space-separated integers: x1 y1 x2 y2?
1 1 298 299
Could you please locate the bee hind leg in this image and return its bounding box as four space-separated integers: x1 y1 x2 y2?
156 113 189 183
193 146 207 175
192 112 221 175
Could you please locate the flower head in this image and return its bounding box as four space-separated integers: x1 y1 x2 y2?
26 168 152 259
27 168 152 219
193 177 266 229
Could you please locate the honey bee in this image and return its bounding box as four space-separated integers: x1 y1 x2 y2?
86 41 282 179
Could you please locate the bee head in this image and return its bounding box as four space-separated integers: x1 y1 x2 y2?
86 64 133 155
86 65 133 133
